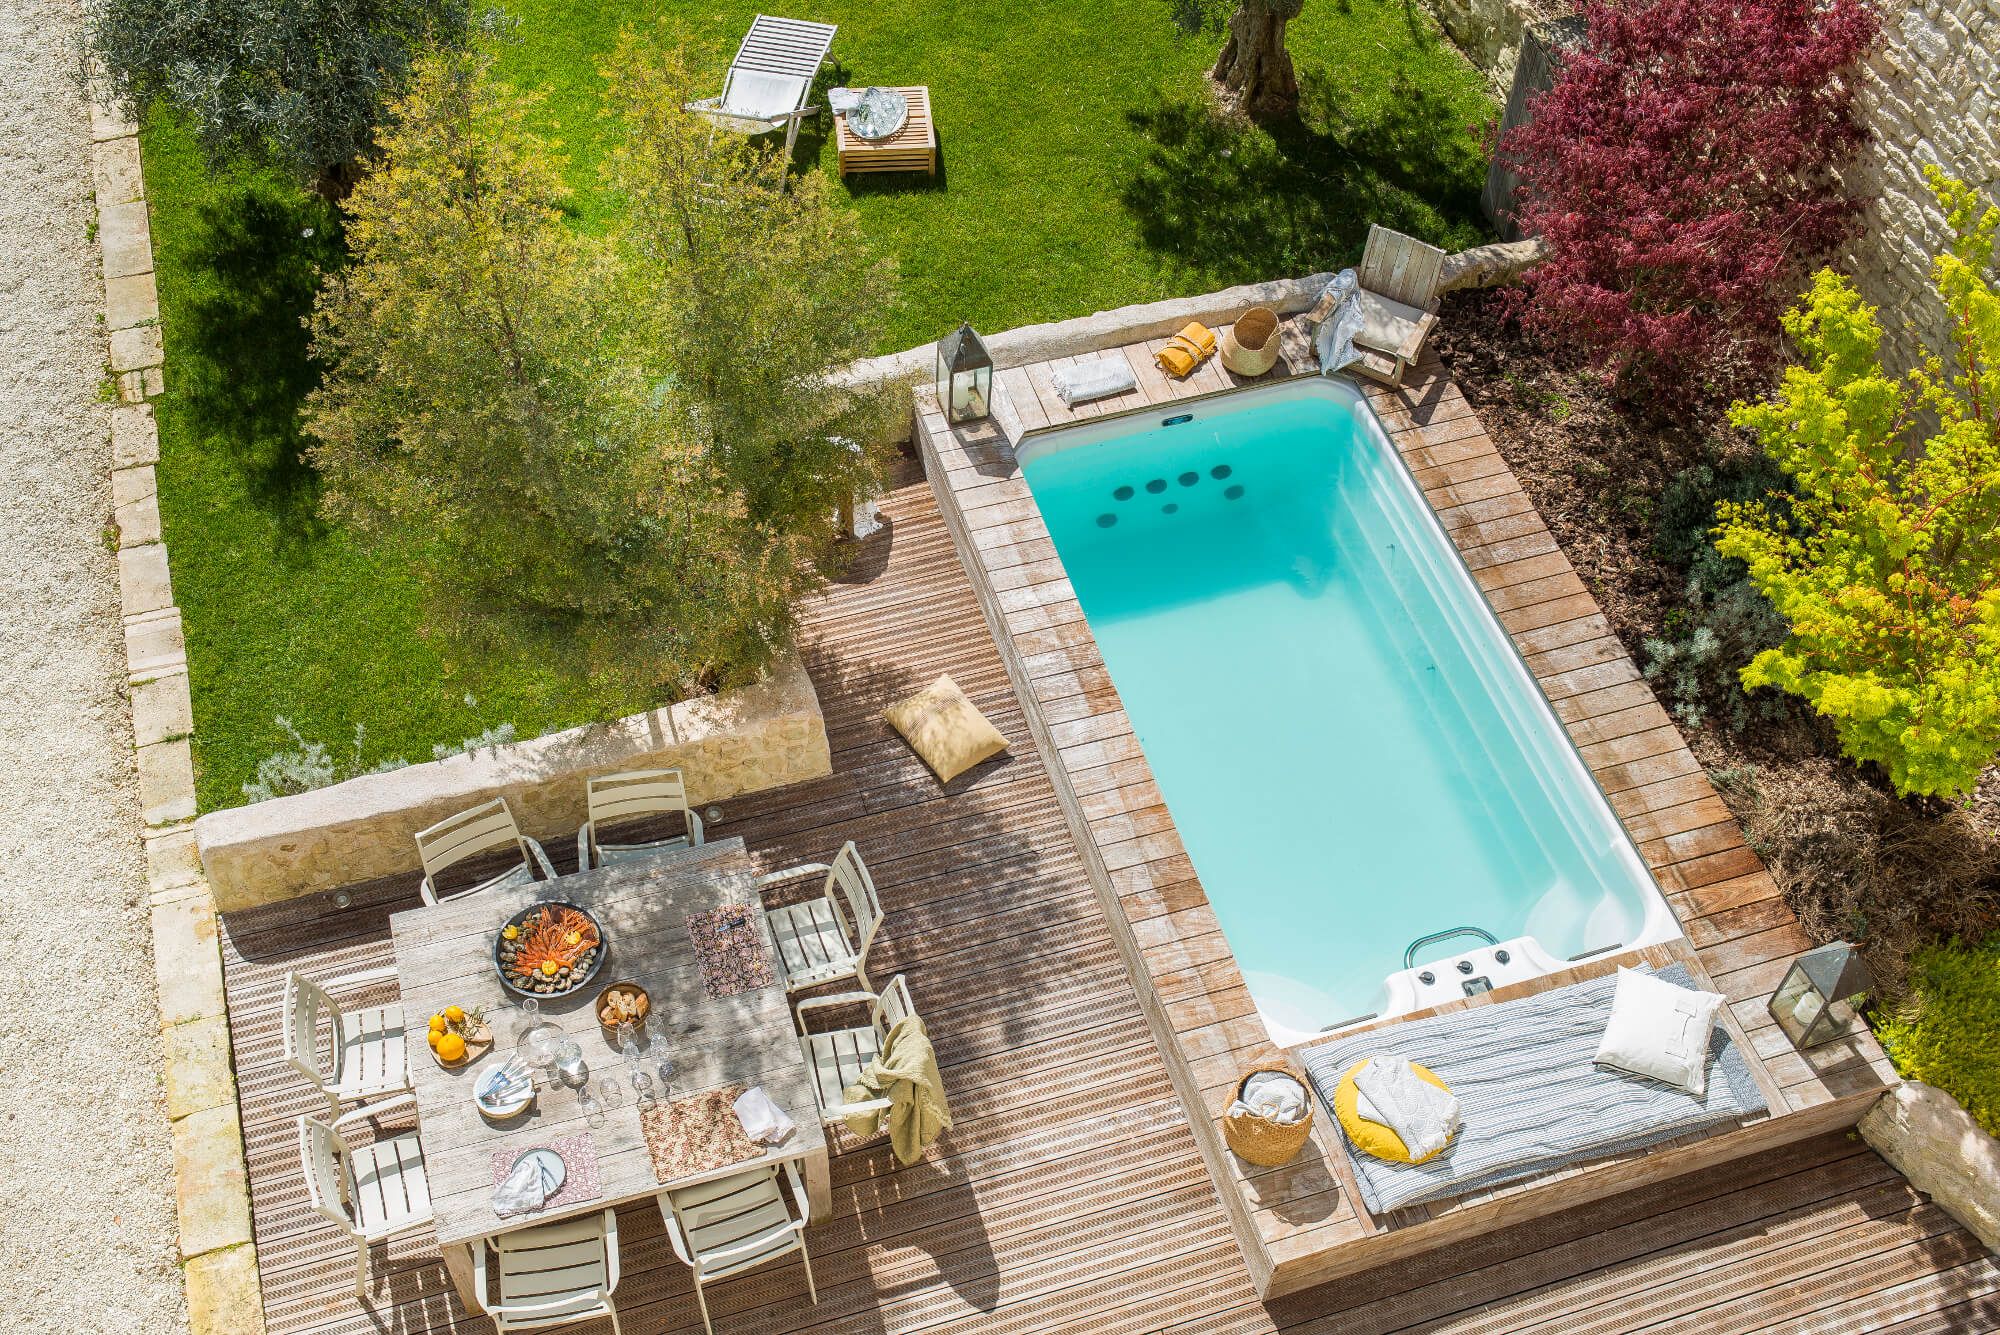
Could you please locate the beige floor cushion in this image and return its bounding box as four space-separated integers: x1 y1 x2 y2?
884 674 1008 783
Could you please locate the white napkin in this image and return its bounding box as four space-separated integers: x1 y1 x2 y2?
491 1156 548 1217
1229 1071 1307 1125
734 1086 796 1145
1353 1054 1461 1160
828 86 862 113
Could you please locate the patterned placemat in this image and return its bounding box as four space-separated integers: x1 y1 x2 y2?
687 903 775 998
642 1086 762 1182
489 1132 602 1218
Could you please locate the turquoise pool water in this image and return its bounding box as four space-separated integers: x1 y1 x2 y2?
1020 382 1666 1032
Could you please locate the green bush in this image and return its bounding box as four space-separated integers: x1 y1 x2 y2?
1875 934 2000 1138
1643 460 1791 729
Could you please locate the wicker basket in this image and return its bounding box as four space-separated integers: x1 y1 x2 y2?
1222 1059 1315 1166
1219 306 1282 377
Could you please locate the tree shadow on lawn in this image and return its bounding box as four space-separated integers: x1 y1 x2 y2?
1122 68 1490 284
178 183 347 544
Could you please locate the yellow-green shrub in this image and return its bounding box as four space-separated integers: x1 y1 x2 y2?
1874 934 2000 1138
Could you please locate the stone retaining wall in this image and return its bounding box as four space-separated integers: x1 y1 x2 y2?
1860 1081 2000 1253
193 652 831 912
1833 1 2000 374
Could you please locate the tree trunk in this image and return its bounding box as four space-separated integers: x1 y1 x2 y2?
1211 0 1305 119
313 159 366 203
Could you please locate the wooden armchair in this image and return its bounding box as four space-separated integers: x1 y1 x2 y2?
1346 224 1447 387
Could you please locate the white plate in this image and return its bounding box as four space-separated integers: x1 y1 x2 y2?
473 1055 535 1119
512 1147 567 1196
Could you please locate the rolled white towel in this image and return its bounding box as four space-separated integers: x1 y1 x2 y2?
1050 357 1137 407
1229 1070 1308 1125
1353 1054 1460 1160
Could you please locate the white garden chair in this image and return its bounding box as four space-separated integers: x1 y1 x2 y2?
756 840 883 994
283 966 411 1113
1349 224 1447 388
687 15 839 161
414 797 556 907
794 974 919 1129
659 1162 817 1335
297 1094 434 1301
473 1208 624 1334
576 768 705 870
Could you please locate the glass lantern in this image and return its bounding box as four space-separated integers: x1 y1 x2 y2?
936 321 993 423
1768 941 1874 1048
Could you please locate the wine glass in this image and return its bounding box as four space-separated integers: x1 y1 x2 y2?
630 1065 656 1105
578 1084 604 1129
656 1057 676 1102
615 1021 638 1056
598 1077 623 1110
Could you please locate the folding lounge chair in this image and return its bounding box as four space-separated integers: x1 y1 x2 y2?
688 15 839 161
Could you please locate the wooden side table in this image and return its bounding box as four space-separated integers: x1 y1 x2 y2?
836 85 937 177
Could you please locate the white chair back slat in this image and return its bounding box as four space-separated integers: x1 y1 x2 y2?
826 841 883 958
298 1117 359 1236
285 972 336 1086
874 974 917 1034
415 799 525 880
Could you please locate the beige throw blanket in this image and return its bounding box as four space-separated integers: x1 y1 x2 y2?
843 1016 952 1165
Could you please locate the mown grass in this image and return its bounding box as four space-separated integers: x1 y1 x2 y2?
143 0 1495 810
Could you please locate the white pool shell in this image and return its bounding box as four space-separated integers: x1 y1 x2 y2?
1016 376 1687 1043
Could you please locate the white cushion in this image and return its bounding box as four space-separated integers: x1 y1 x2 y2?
1353 289 1428 356
1592 966 1725 1095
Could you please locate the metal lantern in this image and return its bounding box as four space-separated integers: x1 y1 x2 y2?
1768 941 1875 1049
936 321 992 423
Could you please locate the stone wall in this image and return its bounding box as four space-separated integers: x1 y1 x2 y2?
1429 0 2000 373
1860 1081 2000 1252
193 651 831 912
1834 1 2000 373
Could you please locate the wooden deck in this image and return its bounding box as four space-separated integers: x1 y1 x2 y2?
913 331 1904 1297
213 460 1998 1335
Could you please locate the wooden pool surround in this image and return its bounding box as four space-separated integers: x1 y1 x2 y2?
913 333 1899 1300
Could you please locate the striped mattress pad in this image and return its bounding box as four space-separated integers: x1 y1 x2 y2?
1298 964 1768 1216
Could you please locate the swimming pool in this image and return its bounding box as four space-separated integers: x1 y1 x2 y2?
1018 378 1679 1040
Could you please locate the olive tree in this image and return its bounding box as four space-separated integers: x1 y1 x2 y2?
85 0 476 194
304 48 815 692
1169 0 1306 118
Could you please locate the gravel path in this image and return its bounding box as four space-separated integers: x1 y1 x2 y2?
0 1 187 1328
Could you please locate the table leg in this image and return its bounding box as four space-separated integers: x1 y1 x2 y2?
442 1241 481 1311
802 1142 832 1225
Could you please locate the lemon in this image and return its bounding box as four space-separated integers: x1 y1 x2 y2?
435 1032 467 1063
444 1004 465 1024
541 960 558 976
429 1014 448 1034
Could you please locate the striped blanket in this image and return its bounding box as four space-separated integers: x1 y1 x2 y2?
1299 965 1767 1216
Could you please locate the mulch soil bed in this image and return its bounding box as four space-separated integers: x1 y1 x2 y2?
1432 289 2000 997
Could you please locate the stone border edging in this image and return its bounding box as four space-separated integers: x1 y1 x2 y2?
87 86 268 1335
1861 1080 2000 1253
841 270 1340 387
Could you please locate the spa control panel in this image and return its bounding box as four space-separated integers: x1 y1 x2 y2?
1380 935 1569 1014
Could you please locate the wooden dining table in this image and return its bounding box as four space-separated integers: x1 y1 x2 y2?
388 836 830 1309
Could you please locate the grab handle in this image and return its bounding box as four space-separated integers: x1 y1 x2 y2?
1403 925 1498 969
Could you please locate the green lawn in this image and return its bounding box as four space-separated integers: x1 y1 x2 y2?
144 0 1496 811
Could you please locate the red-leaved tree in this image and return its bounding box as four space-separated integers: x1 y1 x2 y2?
1499 0 1879 406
